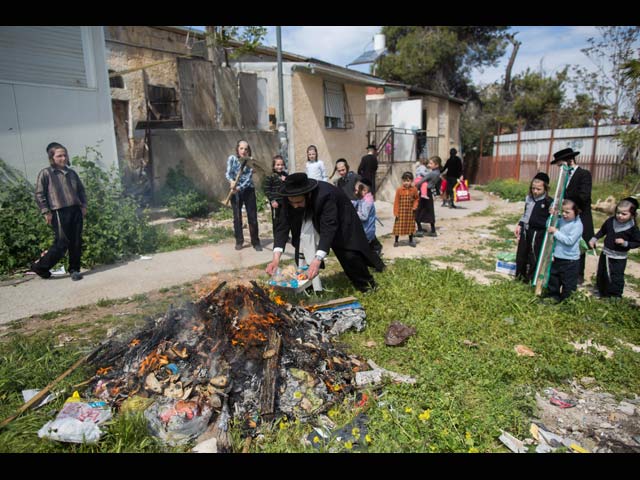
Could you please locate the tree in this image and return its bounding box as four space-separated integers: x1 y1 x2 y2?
205 26 267 66
375 26 509 98
571 26 640 123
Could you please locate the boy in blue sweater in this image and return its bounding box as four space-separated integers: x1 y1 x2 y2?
546 198 583 302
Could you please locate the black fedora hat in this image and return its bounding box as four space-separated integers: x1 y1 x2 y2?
279 172 318 196
366 144 377 151
551 148 580 164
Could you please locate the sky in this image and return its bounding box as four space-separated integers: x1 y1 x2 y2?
191 26 639 102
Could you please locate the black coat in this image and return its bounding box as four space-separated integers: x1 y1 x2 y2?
274 181 384 271
335 171 361 200
358 154 378 192
565 167 594 240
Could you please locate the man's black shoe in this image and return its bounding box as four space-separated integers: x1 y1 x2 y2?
235 244 243 251
253 244 263 252
30 263 51 279
70 271 83 281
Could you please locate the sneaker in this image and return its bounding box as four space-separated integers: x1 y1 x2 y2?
253 244 263 252
426 231 438 237
393 241 399 247
70 271 83 281
415 230 425 237
409 240 417 247
441 201 447 207
30 262 51 279
449 203 457 209
235 243 243 251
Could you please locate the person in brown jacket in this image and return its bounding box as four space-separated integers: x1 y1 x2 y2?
31 142 87 280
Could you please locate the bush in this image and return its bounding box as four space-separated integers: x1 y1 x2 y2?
71 146 158 267
158 165 209 218
0 179 52 275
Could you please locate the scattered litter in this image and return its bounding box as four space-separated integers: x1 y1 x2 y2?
192 437 218 453
499 430 527 453
55 333 74 347
355 359 416 387
139 255 153 260
306 413 369 451
550 397 576 409
514 344 535 357
22 389 55 409
616 338 640 353
37 391 112 444
365 341 377 348
462 339 479 348
312 302 367 336
569 339 614 358
145 398 213 446
502 316 515 325
384 321 416 346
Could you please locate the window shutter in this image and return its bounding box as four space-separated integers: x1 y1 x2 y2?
0 26 88 88
324 81 345 121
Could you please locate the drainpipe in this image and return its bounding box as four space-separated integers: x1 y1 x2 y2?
276 27 289 170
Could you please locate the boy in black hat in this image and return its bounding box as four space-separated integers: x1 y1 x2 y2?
357 144 378 196
551 147 594 284
588 196 640 298
265 173 384 292
515 172 552 283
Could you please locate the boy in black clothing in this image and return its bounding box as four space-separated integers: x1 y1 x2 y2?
589 197 640 298
515 172 552 283
440 148 463 208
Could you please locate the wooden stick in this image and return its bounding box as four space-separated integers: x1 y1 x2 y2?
242 436 252 453
259 330 281 422
306 296 358 312
0 344 104 430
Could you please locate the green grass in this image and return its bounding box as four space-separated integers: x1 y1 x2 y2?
2 257 639 452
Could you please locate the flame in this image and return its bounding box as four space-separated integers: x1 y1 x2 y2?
273 295 286 306
129 339 140 347
96 366 112 376
138 350 169 376
220 286 282 347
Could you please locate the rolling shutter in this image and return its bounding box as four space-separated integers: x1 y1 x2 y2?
0 26 88 88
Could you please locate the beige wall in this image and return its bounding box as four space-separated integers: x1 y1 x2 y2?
291 72 368 175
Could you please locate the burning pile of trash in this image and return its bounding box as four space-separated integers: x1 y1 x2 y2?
82 281 369 450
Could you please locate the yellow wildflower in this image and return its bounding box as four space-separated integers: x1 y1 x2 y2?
313 436 320 444
468 447 479 453
293 391 302 399
352 427 360 437
465 431 472 441
365 434 372 444
405 407 413 413
328 408 339 419
279 420 288 430
344 441 353 450
418 409 431 422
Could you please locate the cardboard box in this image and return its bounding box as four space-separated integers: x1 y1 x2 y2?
495 260 516 276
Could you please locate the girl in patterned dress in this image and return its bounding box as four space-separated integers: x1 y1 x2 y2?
392 172 419 247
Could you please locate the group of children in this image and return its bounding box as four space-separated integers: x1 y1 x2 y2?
515 172 640 302
391 156 445 247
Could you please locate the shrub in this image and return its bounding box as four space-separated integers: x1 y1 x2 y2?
0 175 52 275
158 165 209 218
477 179 529 202
71 146 158 267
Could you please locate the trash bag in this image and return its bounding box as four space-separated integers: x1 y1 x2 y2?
144 398 213 446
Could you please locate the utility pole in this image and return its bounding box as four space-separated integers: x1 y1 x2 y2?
276 26 289 169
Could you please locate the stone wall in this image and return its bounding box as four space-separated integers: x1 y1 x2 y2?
150 129 279 203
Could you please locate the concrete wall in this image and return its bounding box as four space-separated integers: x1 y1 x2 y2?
292 71 369 176
150 129 279 202
375 161 416 203
0 26 117 183
105 27 188 178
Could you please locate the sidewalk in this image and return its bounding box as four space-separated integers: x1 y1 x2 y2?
0 190 488 325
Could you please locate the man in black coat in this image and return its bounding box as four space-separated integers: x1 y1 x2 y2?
265 173 384 292
357 144 378 196
551 147 594 284
441 148 463 208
